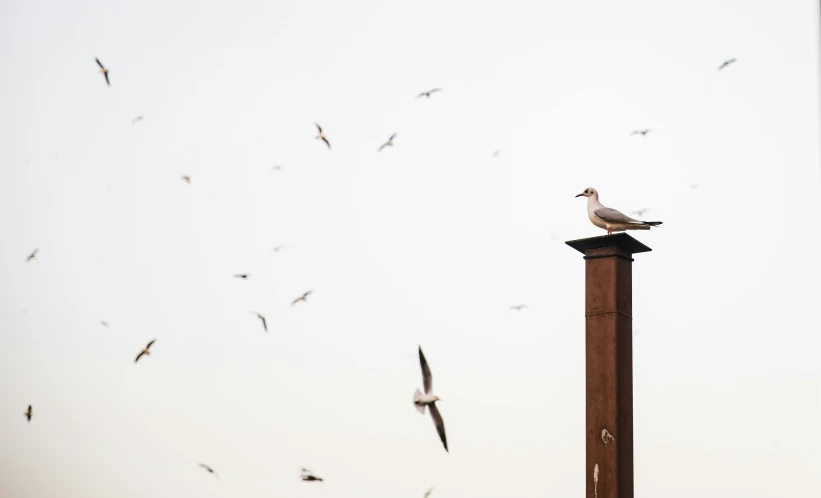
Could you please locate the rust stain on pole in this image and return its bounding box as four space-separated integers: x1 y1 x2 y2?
566 234 651 498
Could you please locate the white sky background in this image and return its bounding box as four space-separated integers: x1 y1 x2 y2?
1 0 820 496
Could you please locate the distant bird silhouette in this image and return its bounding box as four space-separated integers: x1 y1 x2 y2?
24 405 32 422
273 244 287 253
492 150 500 158
100 321 109 328
131 116 143 125
198 463 218 477
416 88 442 99
270 165 283 172
300 467 323 482
718 58 737 70
630 208 649 217
134 339 156 364
291 290 312 306
181 175 191 184
26 248 38 262
233 274 249 279
509 304 528 311
630 129 651 136
424 486 435 498
378 133 397 152
95 58 110 86
413 346 448 452
315 123 331 149
251 312 267 333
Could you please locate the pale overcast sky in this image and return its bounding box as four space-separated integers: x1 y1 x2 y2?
1 0 820 497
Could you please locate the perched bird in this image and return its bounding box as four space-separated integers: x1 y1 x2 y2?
378 133 397 152
180 175 191 184
601 429 615 445
509 304 528 311
251 312 267 333
413 346 448 452
315 123 331 149
131 116 143 125
100 321 109 328
718 58 737 70
24 405 32 422
233 274 249 279
291 290 312 306
95 58 110 86
630 129 651 136
26 248 38 262
134 339 156 364
198 463 218 477
575 188 662 235
300 468 323 482
630 208 649 217
423 487 435 498
416 88 442 99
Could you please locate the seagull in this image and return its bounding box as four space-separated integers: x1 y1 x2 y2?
718 58 737 70
198 463 218 477
509 304 528 311
300 468 323 482
315 123 331 149
100 321 109 328
378 133 397 152
131 116 143 125
95 58 110 86
26 248 38 262
601 429 615 445
630 208 649 217
423 487 435 498
181 175 191 184
251 312 267 333
134 339 156 364
575 188 662 235
291 290 312 306
630 129 651 136
24 405 32 422
416 88 443 99
413 346 448 452
233 274 249 279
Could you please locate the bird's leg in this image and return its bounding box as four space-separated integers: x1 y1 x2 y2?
607 228 612 235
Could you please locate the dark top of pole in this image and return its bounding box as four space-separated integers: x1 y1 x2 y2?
565 233 652 255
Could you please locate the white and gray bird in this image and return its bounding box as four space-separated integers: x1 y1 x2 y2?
291 290 313 306
413 346 448 452
95 58 110 86
718 58 737 70
315 123 331 149
300 467 323 482
198 463 218 477
630 129 651 136
630 208 649 217
26 248 38 262
509 304 528 311
131 116 143 125
378 133 397 152
423 486 435 498
416 88 442 99
251 312 267 333
134 339 156 364
575 188 662 235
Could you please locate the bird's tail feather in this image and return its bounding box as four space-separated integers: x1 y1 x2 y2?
642 221 662 227
413 389 426 414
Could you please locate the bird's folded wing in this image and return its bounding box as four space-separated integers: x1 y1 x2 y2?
594 207 644 224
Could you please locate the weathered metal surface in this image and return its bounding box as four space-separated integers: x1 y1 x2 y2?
567 235 650 498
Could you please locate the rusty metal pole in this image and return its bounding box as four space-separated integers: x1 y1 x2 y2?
566 233 651 498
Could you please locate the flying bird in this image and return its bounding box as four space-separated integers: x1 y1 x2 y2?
24 405 32 422
601 429 615 445
134 339 156 364
718 58 737 70
630 208 649 217
251 312 267 333
100 321 109 328
630 129 651 136
300 468 323 482
198 463 218 477
131 116 143 125
315 123 331 149
273 244 287 252
95 58 110 86
576 188 662 235
181 175 191 184
378 133 397 152
291 290 312 306
509 304 528 311
26 248 38 262
416 88 442 99
423 487 435 498
492 149 500 158
413 346 448 452
270 165 283 172
233 274 249 279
